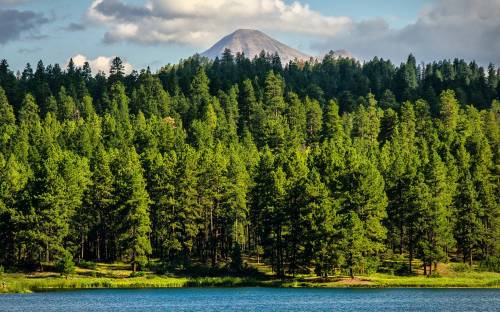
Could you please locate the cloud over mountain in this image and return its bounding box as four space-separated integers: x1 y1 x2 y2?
87 0 352 45
86 0 500 66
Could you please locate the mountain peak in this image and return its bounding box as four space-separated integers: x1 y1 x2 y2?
232 29 263 34
201 29 311 64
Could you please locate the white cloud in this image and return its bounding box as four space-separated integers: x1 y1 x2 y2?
86 0 500 65
312 0 500 65
87 0 352 46
70 54 133 76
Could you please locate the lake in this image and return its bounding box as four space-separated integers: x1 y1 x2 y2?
1 288 499 311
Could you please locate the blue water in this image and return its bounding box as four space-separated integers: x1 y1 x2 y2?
1 288 499 311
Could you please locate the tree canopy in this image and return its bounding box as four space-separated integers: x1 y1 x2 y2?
0 53 498 276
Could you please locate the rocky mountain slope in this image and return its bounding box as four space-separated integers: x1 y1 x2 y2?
201 29 312 64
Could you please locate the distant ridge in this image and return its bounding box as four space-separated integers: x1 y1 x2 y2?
201 29 312 64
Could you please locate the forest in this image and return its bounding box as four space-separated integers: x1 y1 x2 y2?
0 50 498 278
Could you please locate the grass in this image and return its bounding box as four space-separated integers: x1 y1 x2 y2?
1 261 499 293
0 274 262 293
284 272 500 288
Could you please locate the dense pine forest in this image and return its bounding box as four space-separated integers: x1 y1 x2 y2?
0 51 498 278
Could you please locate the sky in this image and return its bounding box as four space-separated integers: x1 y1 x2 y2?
1 0 499 74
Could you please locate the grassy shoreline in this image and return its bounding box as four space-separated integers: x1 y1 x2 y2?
1 261 499 293
1 272 499 293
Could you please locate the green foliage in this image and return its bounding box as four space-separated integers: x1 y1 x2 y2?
229 242 243 273
79 260 97 270
479 257 500 273
0 53 498 279
129 271 146 277
450 263 473 273
56 253 75 277
115 147 152 272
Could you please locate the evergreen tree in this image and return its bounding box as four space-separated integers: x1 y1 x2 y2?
0 87 16 154
0 53 498 275
114 147 152 272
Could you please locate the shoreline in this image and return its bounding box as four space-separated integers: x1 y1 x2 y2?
2 274 499 294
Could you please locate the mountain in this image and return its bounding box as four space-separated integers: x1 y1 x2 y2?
201 29 312 64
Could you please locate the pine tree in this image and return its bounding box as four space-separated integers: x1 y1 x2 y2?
0 154 28 266
336 147 387 276
261 71 288 149
57 87 77 120
323 99 344 140
175 145 201 264
306 169 338 277
114 147 152 272
26 146 90 267
189 67 211 120
18 93 40 126
131 72 170 117
109 57 125 85
264 71 286 116
0 87 16 154
454 143 482 266
142 148 180 261
338 211 365 278
250 147 275 267
305 97 323 143
285 92 306 144
239 79 258 133
198 143 229 266
418 147 454 274
86 146 115 261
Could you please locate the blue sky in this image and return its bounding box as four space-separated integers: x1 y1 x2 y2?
1 0 498 73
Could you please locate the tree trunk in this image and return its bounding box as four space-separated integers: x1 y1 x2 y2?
429 255 433 275
97 234 101 261
399 223 403 255
39 247 44 272
408 225 413 274
80 235 84 262
277 224 283 278
469 244 473 267
132 251 136 273
210 206 216 267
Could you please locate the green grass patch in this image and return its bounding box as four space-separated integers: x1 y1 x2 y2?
0 275 265 293
1 261 499 293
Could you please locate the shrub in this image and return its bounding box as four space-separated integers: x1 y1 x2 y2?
0 265 4 276
429 271 441 278
479 257 500 273
229 242 243 273
79 260 97 270
149 262 174 275
450 262 472 273
129 271 145 277
56 253 75 277
394 263 412 276
365 258 380 275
